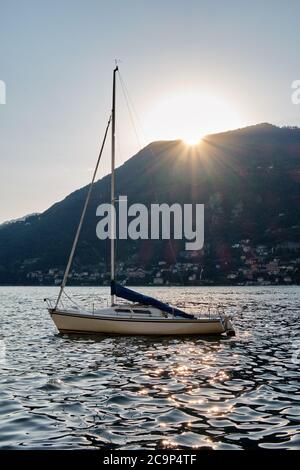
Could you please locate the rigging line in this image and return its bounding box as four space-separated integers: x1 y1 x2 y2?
118 70 187 178
62 289 85 309
118 69 174 173
117 71 192 299
117 69 173 165
55 113 112 309
117 71 184 199
117 70 144 150
62 289 97 312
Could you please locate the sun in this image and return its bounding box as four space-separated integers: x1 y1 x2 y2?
183 136 202 146
143 91 241 144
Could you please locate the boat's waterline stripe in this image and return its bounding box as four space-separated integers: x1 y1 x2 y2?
50 311 222 324
56 328 223 336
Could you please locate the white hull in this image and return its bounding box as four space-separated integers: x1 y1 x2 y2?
49 306 233 336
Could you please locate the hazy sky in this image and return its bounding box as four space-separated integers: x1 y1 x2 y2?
0 0 300 222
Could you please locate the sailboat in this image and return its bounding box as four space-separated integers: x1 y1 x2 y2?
45 66 235 336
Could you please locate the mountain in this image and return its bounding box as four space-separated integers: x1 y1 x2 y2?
0 213 40 228
0 123 300 285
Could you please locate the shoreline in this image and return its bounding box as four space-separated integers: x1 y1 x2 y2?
0 283 299 288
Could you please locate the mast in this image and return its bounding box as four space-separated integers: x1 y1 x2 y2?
111 65 118 306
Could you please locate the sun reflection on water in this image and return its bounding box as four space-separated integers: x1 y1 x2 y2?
2 286 299 449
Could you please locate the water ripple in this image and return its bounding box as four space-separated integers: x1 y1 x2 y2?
0 285 300 449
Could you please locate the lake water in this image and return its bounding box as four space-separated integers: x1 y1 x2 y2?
0 285 300 450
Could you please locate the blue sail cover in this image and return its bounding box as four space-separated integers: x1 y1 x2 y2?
111 281 195 319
